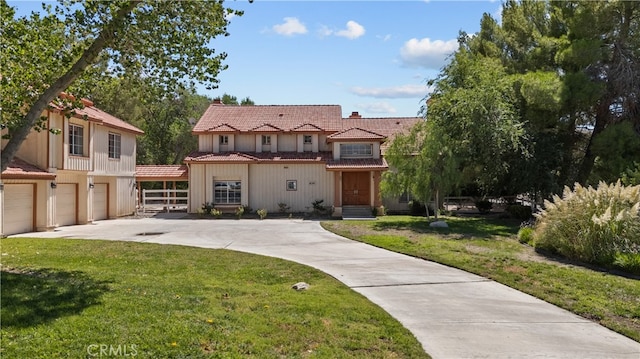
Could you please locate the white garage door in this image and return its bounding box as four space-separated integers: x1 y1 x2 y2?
3 184 34 235
56 183 77 226
93 183 108 220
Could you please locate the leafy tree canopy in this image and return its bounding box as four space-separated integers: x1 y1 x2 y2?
1 0 245 171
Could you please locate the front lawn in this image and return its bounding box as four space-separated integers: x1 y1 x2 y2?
0 238 429 358
321 215 640 342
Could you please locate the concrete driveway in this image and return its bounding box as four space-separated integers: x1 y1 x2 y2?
12 215 640 358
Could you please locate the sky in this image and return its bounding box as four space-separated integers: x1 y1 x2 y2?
9 0 503 118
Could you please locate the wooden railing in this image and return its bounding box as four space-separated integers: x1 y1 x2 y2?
140 189 188 213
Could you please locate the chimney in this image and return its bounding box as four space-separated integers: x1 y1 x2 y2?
212 98 223 105
348 111 361 119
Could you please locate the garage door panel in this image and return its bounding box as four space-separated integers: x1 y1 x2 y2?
4 184 34 235
93 184 108 220
56 184 76 226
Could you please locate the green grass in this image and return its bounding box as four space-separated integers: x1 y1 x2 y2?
0 238 429 359
321 215 640 342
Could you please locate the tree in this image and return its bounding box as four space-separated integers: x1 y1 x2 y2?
214 93 255 105
90 76 210 165
1 0 244 172
382 120 459 220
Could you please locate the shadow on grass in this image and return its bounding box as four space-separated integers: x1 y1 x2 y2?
1 267 111 328
371 216 520 239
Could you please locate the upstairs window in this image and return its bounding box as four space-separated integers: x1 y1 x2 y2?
340 143 372 158
108 133 121 159
69 124 84 156
303 135 312 144
219 135 229 145
262 135 271 145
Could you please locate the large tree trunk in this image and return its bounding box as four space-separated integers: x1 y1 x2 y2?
0 1 140 172
575 99 611 184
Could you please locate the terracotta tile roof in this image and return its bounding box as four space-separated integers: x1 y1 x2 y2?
1 157 56 180
325 158 388 170
192 104 344 133
207 123 239 132
50 101 144 135
135 165 188 180
327 128 386 142
341 117 422 138
250 123 283 132
185 151 332 164
292 123 324 132
78 105 144 135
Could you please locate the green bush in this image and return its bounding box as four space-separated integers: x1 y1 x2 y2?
210 208 222 217
506 205 533 220
517 227 535 245
257 208 267 220
474 200 493 214
534 181 640 269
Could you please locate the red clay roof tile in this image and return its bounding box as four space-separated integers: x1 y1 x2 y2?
135 165 188 180
1 158 56 180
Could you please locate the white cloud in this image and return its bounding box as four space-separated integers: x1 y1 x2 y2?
350 84 428 99
273 17 307 36
335 21 366 39
377 34 392 42
355 102 397 115
400 37 458 69
317 25 333 38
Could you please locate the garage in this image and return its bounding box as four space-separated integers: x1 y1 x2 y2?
3 184 35 235
56 183 77 226
93 183 108 220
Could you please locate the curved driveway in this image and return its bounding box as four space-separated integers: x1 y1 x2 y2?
13 216 640 358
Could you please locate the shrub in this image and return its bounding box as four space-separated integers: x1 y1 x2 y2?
257 208 267 220
201 202 215 213
408 201 434 217
210 208 222 218
278 202 290 213
517 227 535 245
312 199 328 215
474 200 493 214
533 181 640 268
235 206 245 219
506 205 533 220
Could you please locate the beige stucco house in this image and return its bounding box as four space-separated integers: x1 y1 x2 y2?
1 98 143 236
185 100 420 216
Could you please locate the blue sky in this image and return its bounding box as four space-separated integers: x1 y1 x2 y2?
10 1 502 117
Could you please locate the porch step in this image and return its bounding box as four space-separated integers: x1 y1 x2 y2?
342 206 375 220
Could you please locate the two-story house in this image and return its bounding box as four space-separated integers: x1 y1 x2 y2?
185 100 419 216
1 98 143 236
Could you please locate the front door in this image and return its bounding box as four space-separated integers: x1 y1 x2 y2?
342 172 370 205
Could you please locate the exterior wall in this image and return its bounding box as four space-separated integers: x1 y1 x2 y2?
279 134 296 152
64 116 93 171
199 134 214 152
235 134 254 152
188 162 333 213
188 163 250 212
92 126 137 175
12 125 48 169
331 141 380 160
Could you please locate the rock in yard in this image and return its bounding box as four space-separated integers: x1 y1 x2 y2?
292 282 309 291
429 220 448 228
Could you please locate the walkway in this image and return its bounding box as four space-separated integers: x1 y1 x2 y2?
12 216 640 358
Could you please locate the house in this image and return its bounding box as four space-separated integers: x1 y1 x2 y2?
185 100 420 216
0 98 143 236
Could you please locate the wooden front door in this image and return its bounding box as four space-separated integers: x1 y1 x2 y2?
342 172 370 205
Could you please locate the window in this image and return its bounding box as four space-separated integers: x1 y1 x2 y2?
262 135 271 145
286 180 297 191
219 135 229 145
69 124 84 156
303 135 312 144
108 133 121 159
214 181 241 204
340 143 372 158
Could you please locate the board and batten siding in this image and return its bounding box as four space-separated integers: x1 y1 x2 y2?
249 163 333 212
235 134 254 152
188 163 250 212
91 127 137 175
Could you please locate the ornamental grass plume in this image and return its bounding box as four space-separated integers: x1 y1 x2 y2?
533 181 640 270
